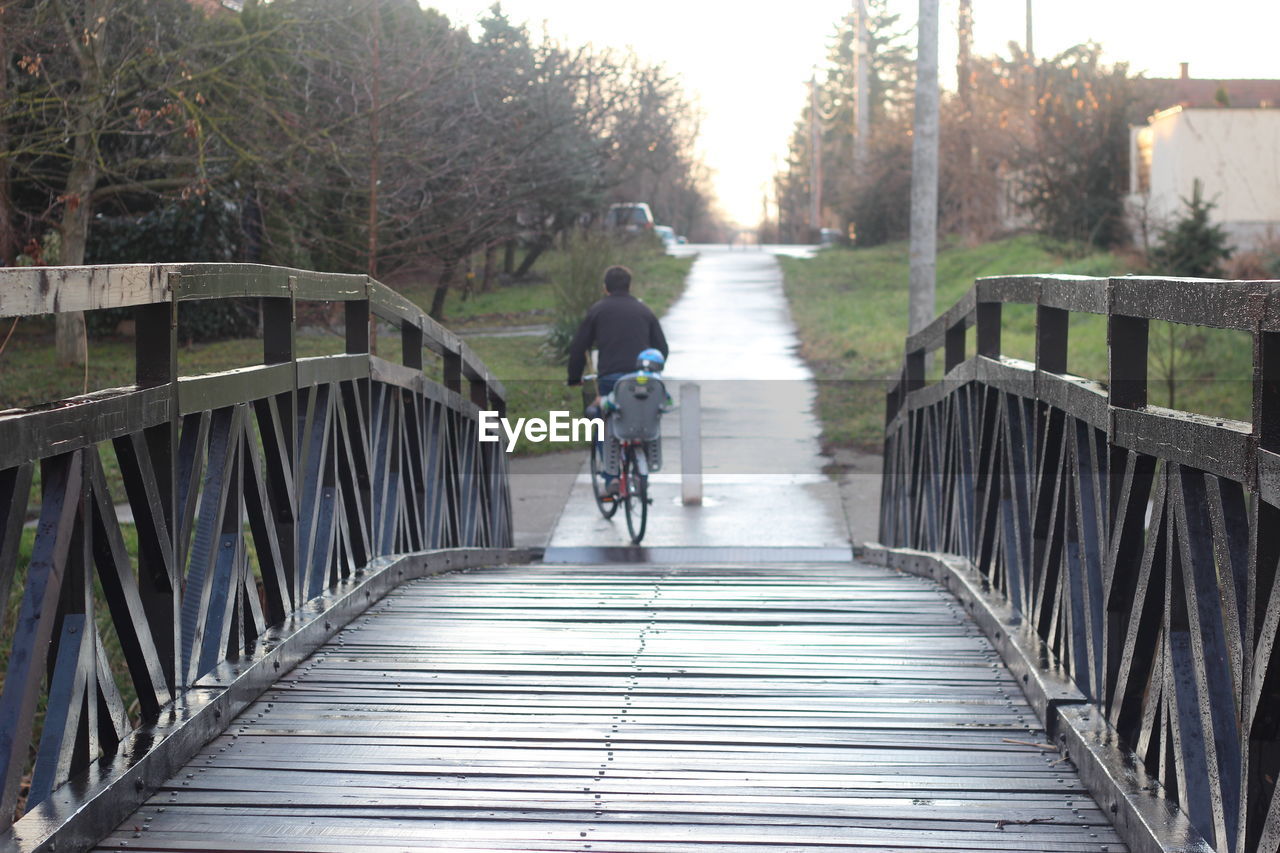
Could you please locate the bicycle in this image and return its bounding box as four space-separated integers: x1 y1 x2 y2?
582 371 660 544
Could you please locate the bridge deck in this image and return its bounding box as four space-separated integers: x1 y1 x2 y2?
97 561 1125 852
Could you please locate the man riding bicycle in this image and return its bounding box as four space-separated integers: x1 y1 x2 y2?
566 265 669 500
566 265 668 398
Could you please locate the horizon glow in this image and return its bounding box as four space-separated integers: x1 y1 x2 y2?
426 0 1280 226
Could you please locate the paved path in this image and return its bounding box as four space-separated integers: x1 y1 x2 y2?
549 247 850 548
97 559 1126 852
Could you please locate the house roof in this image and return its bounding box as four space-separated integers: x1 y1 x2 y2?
1145 77 1280 109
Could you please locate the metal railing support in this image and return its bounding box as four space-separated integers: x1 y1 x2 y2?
0 262 513 837
880 272 1280 853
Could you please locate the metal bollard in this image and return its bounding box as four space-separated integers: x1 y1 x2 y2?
681 383 702 505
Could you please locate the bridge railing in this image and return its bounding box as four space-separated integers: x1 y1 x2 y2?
0 264 511 831
881 274 1280 853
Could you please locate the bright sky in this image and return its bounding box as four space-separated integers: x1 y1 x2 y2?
428 0 1280 226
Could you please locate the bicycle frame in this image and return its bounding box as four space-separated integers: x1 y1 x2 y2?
615 440 649 498
583 355 657 543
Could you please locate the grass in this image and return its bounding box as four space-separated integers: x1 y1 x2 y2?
776 234 1257 452
420 279 556 327
395 237 690 328
0 321 348 409
0 327 352 514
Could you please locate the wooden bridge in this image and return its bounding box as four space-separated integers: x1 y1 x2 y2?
0 262 1273 853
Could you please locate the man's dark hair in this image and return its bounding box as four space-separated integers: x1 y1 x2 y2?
603 265 632 294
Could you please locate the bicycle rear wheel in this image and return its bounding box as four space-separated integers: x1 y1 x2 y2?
590 441 619 519
623 447 648 544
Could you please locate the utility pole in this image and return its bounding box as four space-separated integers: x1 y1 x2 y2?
1025 0 1034 58
956 0 974 240
808 75 823 233
908 0 938 335
957 0 972 111
367 0 383 354
761 190 770 242
853 0 870 173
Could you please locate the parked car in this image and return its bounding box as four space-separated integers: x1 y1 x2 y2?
606 202 654 233
653 225 677 248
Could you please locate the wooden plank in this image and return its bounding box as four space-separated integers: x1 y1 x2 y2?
97 561 1126 852
0 264 169 317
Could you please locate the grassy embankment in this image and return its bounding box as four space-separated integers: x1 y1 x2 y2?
781 234 1253 453
392 243 690 330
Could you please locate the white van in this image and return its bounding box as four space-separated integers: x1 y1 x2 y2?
606 203 655 233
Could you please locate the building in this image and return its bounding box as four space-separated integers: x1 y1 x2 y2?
1130 107 1280 250
1145 63 1280 111
1128 65 1280 251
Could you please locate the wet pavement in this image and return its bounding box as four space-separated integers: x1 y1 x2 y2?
548 246 851 548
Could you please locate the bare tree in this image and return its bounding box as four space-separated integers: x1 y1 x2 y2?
2 0 715 331
2 0 284 362
0 4 19 267
253 0 467 277
1012 44 1141 247
510 44 711 274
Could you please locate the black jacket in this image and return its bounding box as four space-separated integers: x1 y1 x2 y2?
567 293 668 384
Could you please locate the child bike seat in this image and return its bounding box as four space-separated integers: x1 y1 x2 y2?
609 375 665 441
